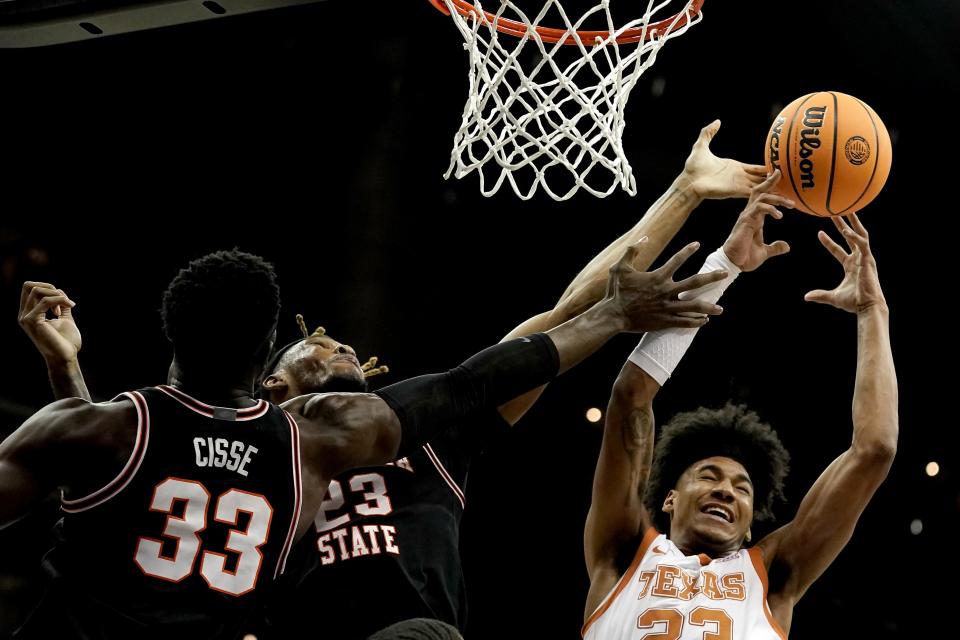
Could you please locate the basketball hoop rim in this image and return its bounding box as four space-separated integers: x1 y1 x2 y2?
428 0 704 44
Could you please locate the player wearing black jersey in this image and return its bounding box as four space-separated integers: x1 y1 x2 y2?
9 217 730 638
5 250 304 639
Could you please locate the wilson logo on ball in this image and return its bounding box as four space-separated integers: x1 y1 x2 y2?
798 106 826 190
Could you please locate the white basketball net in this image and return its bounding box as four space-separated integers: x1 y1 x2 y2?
440 0 703 200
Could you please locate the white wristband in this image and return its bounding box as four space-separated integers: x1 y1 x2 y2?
628 248 740 385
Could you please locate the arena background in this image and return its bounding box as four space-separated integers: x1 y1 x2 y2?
1 1 956 637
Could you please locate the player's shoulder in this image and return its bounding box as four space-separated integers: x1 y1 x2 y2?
6 397 138 475
35 395 121 423
285 392 395 436
39 394 139 445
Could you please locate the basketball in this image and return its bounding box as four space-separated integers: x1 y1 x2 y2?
764 91 892 217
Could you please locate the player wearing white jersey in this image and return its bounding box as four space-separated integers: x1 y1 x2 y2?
583 209 897 640
585 529 782 639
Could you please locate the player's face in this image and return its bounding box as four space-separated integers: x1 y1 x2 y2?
665 456 754 553
286 335 367 395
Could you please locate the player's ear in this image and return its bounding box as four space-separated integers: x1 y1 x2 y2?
662 490 677 514
261 372 289 396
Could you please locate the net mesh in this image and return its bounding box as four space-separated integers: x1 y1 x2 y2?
439 0 703 200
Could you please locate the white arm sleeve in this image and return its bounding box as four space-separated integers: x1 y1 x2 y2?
628 248 741 385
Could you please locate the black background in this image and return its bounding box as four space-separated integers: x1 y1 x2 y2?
1 1 957 637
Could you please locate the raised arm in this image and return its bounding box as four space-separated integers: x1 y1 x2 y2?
18 281 91 401
499 121 773 423
583 362 659 613
553 120 768 315
758 214 897 603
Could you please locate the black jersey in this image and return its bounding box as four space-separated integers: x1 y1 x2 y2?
263 409 509 640
16 385 303 640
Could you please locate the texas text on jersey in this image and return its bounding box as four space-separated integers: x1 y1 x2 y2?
582 529 787 640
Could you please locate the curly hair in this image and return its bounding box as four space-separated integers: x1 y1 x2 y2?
161 249 280 373
644 403 790 533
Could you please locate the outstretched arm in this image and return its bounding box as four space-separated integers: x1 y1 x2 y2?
554 120 769 316
583 362 659 616
499 121 775 423
758 214 897 602
18 281 91 401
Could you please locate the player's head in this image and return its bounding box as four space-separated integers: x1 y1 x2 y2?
161 249 280 384
644 403 790 554
261 323 371 403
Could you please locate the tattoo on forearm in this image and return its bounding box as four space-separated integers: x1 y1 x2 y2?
665 186 692 208
623 407 654 474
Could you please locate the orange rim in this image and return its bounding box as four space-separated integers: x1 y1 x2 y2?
429 0 705 45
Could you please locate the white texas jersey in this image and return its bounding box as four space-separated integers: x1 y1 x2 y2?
583 529 787 640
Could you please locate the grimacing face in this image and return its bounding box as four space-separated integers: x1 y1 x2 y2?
265 334 367 399
663 456 754 554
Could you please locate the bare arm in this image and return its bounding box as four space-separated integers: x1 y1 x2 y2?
18 281 92 401
46 362 90 402
547 183 699 322
759 214 897 602
554 121 768 315
583 362 659 616
499 121 768 423
0 398 117 528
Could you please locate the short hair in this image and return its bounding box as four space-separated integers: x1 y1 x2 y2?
644 403 790 533
262 316 389 382
263 338 306 380
161 249 280 373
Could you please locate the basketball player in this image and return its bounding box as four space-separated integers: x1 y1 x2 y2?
5 224 728 639
18 123 777 639
582 210 896 639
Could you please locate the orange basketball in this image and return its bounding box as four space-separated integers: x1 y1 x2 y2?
764 91 892 217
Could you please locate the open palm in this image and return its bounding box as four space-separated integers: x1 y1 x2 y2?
683 120 769 200
805 214 886 314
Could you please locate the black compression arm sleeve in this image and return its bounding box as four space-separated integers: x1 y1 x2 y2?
374 333 559 457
